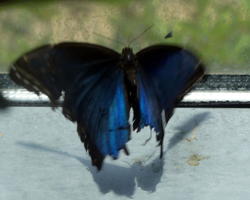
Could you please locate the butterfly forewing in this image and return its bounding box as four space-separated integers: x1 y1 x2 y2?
50 43 120 86
10 45 63 104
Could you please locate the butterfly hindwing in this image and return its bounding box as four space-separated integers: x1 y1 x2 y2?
64 69 130 169
136 45 204 149
136 68 163 132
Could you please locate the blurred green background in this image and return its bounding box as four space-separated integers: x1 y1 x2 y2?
0 0 249 73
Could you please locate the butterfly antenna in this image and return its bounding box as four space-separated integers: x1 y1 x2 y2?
128 24 154 46
93 32 126 46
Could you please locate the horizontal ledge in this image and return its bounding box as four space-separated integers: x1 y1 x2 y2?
184 91 250 102
1 74 250 107
2 89 250 108
181 91 250 108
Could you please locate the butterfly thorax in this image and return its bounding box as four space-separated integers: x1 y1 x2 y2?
120 47 137 85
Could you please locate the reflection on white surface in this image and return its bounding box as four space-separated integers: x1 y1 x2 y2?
3 89 250 104
183 91 250 102
3 89 48 102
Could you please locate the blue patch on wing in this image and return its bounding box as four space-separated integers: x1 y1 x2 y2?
136 70 162 133
96 73 130 157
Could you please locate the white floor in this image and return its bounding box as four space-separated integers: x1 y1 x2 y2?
0 107 250 200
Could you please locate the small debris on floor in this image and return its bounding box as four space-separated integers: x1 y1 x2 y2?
187 154 209 166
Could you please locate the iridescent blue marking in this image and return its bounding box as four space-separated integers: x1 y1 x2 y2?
97 72 129 157
137 73 161 132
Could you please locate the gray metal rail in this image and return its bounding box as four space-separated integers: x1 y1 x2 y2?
1 74 250 107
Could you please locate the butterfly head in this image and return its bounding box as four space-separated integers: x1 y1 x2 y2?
120 47 136 67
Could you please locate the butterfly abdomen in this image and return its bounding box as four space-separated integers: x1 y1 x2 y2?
122 73 141 133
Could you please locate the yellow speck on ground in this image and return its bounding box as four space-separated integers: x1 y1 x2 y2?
185 132 198 142
187 154 209 166
0 133 3 136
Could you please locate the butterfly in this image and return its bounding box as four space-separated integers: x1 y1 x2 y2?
9 42 205 170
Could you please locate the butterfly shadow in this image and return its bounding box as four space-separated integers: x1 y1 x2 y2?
167 112 210 150
17 141 165 197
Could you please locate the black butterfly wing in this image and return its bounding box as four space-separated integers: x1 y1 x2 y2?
10 43 121 103
10 43 130 169
135 45 205 152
